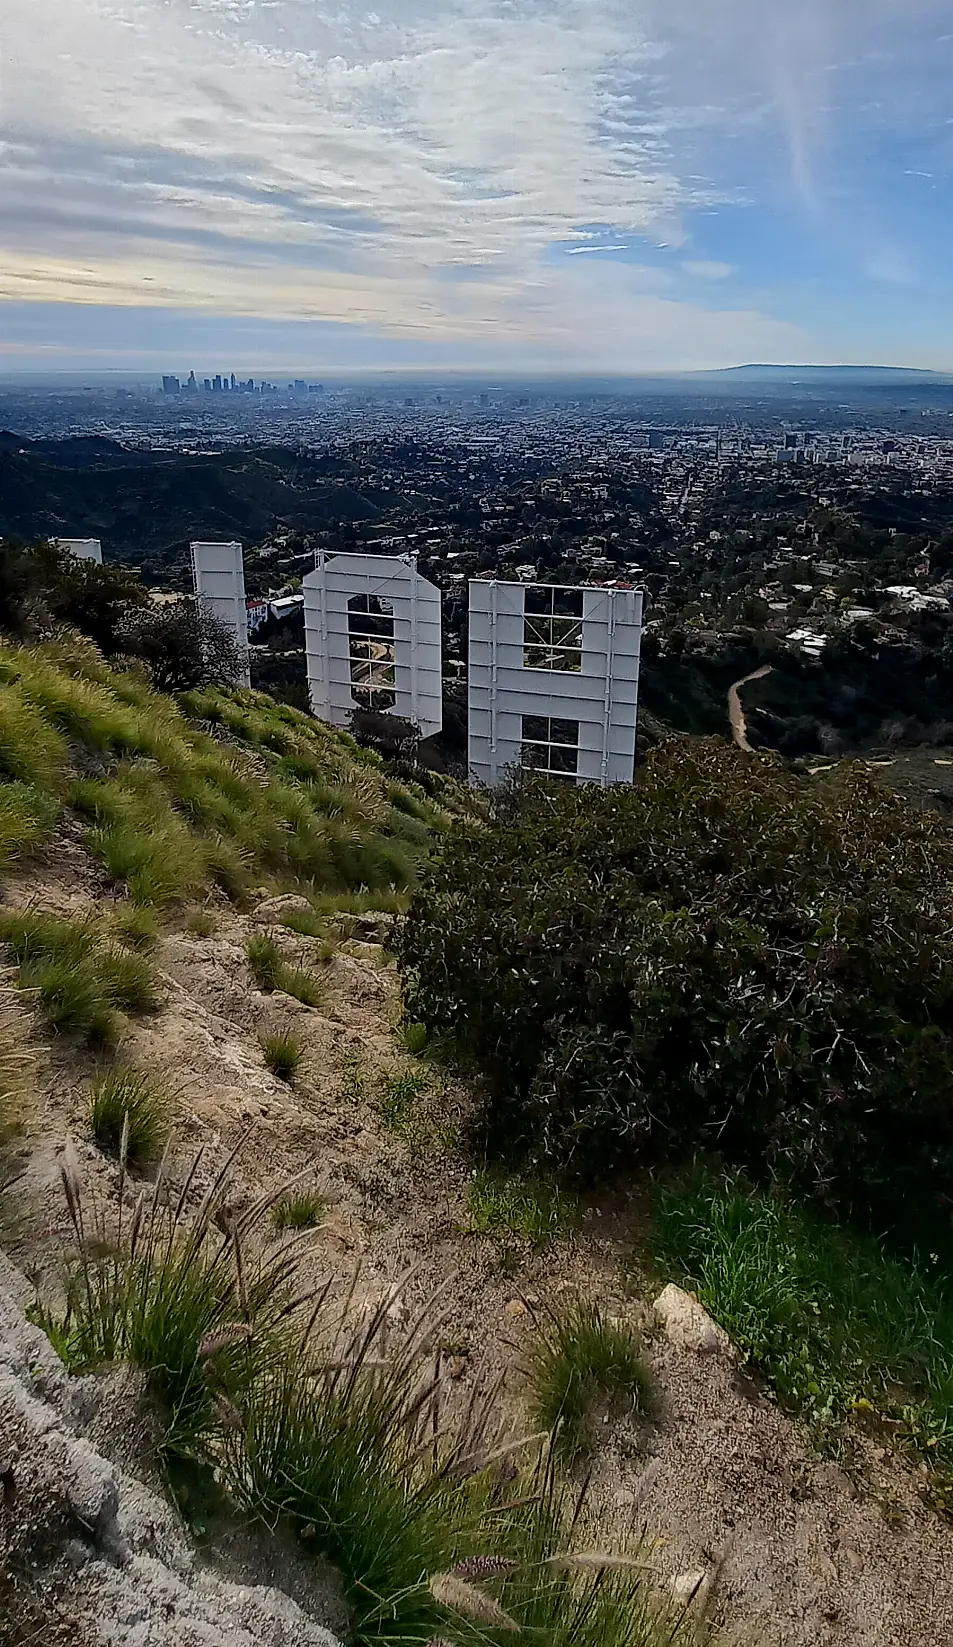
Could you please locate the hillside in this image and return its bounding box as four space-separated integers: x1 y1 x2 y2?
0 438 406 573
2 646 953 1646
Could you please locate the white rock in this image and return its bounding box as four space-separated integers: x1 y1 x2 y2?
252 894 315 924
653 1284 733 1356
671 1568 708 1603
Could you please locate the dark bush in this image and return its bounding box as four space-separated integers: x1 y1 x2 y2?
118 599 243 692
397 741 953 1222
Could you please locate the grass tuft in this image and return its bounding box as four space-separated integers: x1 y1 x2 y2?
380 1068 428 1135
270 1189 325 1231
527 1301 654 1466
110 904 160 952
185 908 217 938
37 1144 300 1458
260 1031 303 1083
246 934 284 992
0 909 159 1047
246 935 324 1009
89 1067 169 1163
396 1021 428 1056
467 1172 574 1249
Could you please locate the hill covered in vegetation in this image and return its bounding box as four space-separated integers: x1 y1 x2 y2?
0 437 408 577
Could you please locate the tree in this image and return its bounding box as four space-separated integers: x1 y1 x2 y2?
118 599 244 692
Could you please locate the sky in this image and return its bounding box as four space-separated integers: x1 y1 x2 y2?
2 0 953 375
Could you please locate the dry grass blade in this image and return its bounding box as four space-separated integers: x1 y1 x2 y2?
547 1551 656 1573
429 1572 520 1632
199 1323 253 1358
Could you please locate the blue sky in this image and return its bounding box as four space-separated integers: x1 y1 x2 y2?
2 0 952 373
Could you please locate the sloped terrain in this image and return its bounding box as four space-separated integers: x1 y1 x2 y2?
0 647 952 1646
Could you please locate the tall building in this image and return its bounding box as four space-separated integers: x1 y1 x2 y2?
161 375 180 393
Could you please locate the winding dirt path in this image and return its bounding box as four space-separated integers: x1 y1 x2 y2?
728 664 773 751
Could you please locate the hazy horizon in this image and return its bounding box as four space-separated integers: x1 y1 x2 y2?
3 2 952 375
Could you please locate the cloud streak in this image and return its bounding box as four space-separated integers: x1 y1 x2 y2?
1 0 949 367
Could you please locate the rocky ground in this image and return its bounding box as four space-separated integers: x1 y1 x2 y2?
3 850 953 1646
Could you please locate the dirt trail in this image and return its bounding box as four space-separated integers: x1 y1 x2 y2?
4 854 953 1647
728 664 773 751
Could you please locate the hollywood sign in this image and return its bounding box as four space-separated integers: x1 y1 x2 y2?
191 543 643 788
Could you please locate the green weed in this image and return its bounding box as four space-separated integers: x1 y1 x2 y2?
89 1068 169 1163
527 1301 654 1466
467 1173 574 1249
260 1031 303 1083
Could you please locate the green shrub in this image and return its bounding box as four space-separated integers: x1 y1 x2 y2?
260 1031 303 1083
270 1189 325 1230
398 744 953 1225
89 1068 169 1163
654 1172 953 1480
527 1301 653 1465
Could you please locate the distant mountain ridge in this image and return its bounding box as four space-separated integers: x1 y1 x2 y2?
700 364 950 382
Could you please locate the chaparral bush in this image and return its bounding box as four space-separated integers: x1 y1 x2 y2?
397 741 953 1224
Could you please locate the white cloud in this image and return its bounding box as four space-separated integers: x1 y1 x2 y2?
681 260 734 280
7 0 942 364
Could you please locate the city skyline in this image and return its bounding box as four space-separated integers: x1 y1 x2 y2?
2 1 952 374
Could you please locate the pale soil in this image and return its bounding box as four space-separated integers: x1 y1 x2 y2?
728 666 773 753
3 846 953 1647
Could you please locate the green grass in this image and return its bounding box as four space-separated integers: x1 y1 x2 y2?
527 1301 654 1466
89 1067 169 1163
185 908 217 937
0 641 458 910
246 935 325 1009
246 934 284 991
110 904 160 952
380 1068 429 1134
654 1173 953 1496
279 906 330 940
0 780 58 870
35 1141 714 1647
396 1021 428 1056
467 1173 574 1249
260 1031 304 1083
0 909 160 1047
38 1145 300 1458
270 1189 325 1230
